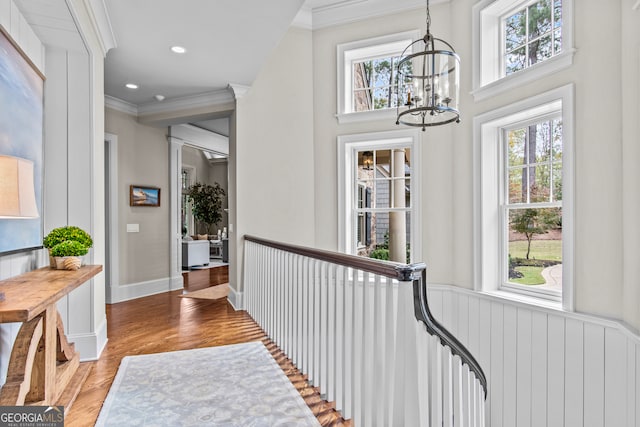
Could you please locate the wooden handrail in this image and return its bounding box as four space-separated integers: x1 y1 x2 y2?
244 235 426 281
244 235 488 398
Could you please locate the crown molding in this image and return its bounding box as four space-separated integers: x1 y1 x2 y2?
227 84 251 100
309 0 444 30
137 89 236 116
85 0 117 55
105 95 138 115
106 88 239 117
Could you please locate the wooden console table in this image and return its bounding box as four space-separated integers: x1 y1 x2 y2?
0 265 102 412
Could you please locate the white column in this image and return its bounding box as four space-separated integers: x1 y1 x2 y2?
168 135 185 290
389 149 407 263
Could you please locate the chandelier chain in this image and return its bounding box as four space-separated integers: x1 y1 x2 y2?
425 0 431 34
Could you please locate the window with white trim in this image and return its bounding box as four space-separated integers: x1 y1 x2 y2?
336 31 419 124
502 115 562 298
472 0 574 100
503 0 563 76
475 84 573 308
338 130 422 263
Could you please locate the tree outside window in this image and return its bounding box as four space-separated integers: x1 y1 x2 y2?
504 0 562 76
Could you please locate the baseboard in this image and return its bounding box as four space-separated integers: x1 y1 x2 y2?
227 286 243 310
70 316 108 361
170 274 184 291
109 276 178 303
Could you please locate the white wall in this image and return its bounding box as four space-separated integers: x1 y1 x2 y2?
233 26 315 303
621 0 640 338
105 107 174 302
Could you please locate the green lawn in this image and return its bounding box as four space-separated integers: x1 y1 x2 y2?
509 240 561 261
510 266 545 285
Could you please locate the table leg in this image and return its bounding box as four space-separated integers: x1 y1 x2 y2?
0 307 83 408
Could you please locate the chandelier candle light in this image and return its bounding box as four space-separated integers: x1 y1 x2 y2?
396 0 460 130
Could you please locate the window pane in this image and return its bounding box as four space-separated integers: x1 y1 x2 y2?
354 89 372 112
552 119 563 161
530 34 552 65
375 180 390 208
353 61 371 89
404 178 411 208
528 0 552 40
534 121 552 163
373 87 391 110
508 207 562 287
358 152 373 174
553 28 562 53
374 150 390 169
529 164 551 202
372 58 393 88
505 11 526 52
554 0 562 28
552 162 562 201
506 47 526 75
508 128 526 166
509 168 525 203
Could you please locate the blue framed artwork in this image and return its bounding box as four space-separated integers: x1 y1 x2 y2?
130 185 161 207
0 28 44 255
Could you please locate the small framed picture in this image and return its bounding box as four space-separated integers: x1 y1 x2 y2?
130 185 161 207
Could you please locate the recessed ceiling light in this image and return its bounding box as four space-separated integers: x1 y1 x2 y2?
125 83 139 89
154 95 165 101
171 46 186 54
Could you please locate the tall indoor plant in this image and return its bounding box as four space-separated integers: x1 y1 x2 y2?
187 182 226 235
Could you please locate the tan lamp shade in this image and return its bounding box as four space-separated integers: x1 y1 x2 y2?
0 155 39 219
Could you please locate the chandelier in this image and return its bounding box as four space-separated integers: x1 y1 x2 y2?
396 0 460 130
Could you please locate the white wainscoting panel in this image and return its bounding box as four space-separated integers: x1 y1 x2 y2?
427 285 640 427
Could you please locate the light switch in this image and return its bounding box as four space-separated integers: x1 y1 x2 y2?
127 223 139 233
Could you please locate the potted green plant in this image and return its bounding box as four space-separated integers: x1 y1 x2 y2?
43 226 93 268
50 240 89 270
187 182 226 236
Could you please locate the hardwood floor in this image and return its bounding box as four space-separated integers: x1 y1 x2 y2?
65 286 349 426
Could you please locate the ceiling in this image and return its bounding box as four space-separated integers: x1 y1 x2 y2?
102 0 426 110
15 0 428 118
103 0 304 107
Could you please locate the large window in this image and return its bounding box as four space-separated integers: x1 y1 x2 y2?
338 130 422 264
472 0 574 100
503 116 563 298
336 31 419 124
474 85 573 308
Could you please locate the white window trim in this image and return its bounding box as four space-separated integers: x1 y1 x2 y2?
471 0 575 101
473 84 574 310
336 30 419 124
338 129 422 263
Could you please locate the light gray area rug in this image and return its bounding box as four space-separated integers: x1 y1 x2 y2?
95 341 321 426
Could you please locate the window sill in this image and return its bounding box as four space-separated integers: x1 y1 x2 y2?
336 108 397 125
471 49 576 102
479 289 563 312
